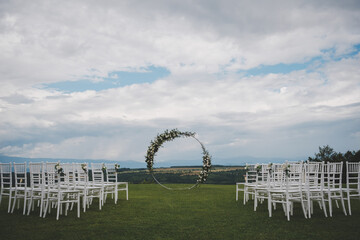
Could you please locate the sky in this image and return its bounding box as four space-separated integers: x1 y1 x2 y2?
0 0 360 166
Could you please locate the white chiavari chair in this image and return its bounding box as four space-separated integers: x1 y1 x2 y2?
73 163 102 212
105 163 129 202
90 163 118 205
42 162 81 220
27 162 45 216
323 162 347 217
303 161 327 218
254 164 271 211
11 162 30 215
90 163 107 206
236 164 257 204
0 163 13 213
267 162 307 221
344 162 360 215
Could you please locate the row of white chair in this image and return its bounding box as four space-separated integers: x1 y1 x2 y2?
0 162 128 220
236 161 360 221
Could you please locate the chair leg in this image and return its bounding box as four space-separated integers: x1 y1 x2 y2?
321 195 328 217
83 194 87 212
11 195 17 213
306 193 311 218
23 193 28 215
77 196 80 218
328 195 333 217
286 200 290 221
126 185 128 200
254 191 258 211
56 202 61 220
65 202 69 216
268 194 272 217
340 193 347 216
300 200 308 219
27 196 33 215
243 190 247 205
236 185 238 201
40 194 46 217
43 201 49 218
7 191 13 213
347 196 352 215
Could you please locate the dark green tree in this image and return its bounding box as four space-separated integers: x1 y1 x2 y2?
344 150 360 162
308 145 336 162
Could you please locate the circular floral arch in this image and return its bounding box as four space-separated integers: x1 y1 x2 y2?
145 129 212 190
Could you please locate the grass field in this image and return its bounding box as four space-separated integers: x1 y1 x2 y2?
1 184 359 240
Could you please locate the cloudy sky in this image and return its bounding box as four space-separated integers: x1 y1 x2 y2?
1 0 360 166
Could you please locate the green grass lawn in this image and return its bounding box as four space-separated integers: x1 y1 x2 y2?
1 184 359 240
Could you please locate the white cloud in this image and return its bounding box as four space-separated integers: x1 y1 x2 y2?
0 0 360 163
1 0 360 86
1 54 359 161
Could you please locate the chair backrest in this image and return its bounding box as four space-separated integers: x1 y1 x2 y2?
43 162 58 188
269 163 285 187
244 164 257 184
73 163 89 185
13 162 27 189
346 162 360 191
268 162 303 190
91 163 104 184
105 163 118 183
62 163 75 186
325 162 343 190
304 162 324 189
91 163 103 170
28 162 43 188
287 162 303 183
0 163 12 189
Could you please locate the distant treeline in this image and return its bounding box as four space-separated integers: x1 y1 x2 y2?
308 145 360 163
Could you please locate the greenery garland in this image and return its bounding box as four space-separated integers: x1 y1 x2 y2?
145 129 212 187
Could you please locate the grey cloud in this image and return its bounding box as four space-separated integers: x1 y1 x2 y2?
0 93 34 104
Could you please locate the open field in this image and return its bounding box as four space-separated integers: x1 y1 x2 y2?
1 184 359 240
